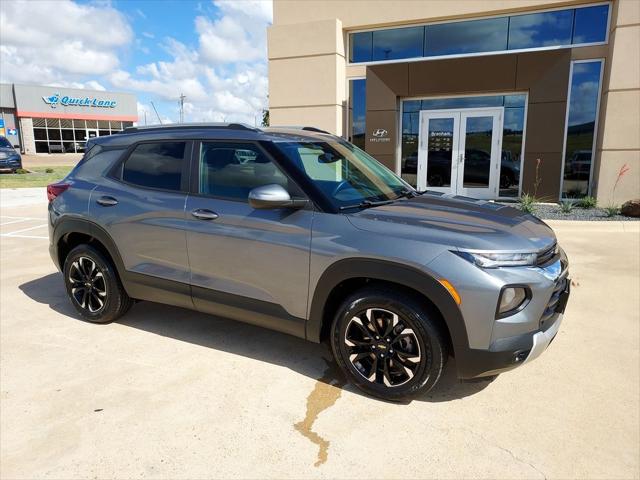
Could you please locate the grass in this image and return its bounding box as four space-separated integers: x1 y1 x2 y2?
577 196 598 209
603 205 620 217
518 193 537 214
559 201 574 214
0 166 72 188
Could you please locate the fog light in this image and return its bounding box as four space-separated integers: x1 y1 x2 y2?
497 287 528 316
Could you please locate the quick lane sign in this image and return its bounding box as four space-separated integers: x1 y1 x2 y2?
42 93 117 109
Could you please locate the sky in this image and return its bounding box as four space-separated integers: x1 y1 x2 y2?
0 0 272 125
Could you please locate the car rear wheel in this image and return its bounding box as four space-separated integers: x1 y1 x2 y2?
63 244 132 323
330 286 447 401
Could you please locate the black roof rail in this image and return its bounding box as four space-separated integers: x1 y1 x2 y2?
121 122 260 134
265 126 331 135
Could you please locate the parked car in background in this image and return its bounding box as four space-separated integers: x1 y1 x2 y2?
47 123 570 401
64 142 86 153
0 135 22 172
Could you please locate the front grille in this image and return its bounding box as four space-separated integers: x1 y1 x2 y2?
540 275 568 327
536 243 558 267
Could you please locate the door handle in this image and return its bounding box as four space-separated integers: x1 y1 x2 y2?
191 208 219 220
96 196 118 207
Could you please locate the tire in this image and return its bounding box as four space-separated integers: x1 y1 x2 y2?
63 244 133 323
330 286 447 401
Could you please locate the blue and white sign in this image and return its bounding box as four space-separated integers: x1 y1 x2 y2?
42 93 117 109
7 128 17 136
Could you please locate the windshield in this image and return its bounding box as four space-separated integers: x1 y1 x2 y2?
0 137 12 148
276 139 413 209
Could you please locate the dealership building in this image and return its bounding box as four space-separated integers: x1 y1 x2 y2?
0 83 137 155
268 0 639 203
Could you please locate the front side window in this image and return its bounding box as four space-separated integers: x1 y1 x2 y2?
122 142 186 191
199 142 290 200
277 140 410 209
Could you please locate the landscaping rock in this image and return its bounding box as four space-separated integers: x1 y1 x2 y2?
621 199 640 217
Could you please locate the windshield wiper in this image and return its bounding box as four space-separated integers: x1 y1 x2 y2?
339 199 396 211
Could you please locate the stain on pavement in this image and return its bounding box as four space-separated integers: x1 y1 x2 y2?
294 358 346 467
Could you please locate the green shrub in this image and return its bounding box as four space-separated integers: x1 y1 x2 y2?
603 205 619 217
559 201 574 214
14 168 29 174
45 167 54 173
519 193 537 214
577 196 597 209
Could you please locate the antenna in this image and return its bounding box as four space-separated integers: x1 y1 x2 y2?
179 93 186 123
150 101 162 124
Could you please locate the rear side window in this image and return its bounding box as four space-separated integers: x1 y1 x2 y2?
122 142 186 191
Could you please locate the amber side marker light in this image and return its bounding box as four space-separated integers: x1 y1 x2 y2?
439 279 461 305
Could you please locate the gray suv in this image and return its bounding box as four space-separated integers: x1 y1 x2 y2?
47 124 569 400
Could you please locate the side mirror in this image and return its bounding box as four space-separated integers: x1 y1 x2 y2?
248 184 308 210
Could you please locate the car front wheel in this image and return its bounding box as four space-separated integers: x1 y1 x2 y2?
330 286 447 401
63 244 133 323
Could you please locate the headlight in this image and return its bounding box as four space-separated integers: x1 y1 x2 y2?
0 152 8 159
454 250 537 268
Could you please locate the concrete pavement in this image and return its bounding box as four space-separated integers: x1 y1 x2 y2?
0 196 638 479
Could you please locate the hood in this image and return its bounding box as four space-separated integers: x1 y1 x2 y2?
0 146 19 155
346 193 556 252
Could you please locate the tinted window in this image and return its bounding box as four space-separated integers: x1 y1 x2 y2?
350 31 372 63
372 26 423 61
122 142 185 191
573 5 609 44
562 61 603 198
0 137 12 148
425 17 508 56
508 10 574 50
349 79 366 149
199 142 289 200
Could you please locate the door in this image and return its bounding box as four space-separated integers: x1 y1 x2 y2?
184 140 312 333
418 108 503 199
89 141 193 308
86 129 98 140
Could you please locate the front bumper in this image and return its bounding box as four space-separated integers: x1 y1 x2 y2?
456 275 570 379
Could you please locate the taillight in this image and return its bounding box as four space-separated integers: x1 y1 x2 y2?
47 182 70 202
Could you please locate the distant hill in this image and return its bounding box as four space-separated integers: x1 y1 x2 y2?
568 121 595 135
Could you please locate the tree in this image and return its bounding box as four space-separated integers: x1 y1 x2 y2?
261 109 269 127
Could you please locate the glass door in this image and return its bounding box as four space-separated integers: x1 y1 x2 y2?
417 107 503 199
456 108 503 198
417 110 460 193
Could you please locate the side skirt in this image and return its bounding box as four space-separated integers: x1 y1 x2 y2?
123 271 306 340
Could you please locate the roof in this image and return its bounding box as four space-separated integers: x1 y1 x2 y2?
94 123 337 147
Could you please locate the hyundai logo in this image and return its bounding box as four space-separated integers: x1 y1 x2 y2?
372 128 388 138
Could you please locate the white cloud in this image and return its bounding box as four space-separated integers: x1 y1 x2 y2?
0 0 272 125
112 0 272 124
0 0 132 84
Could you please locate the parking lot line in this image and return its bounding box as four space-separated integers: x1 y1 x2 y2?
0 218 32 226
3 223 47 235
0 215 47 221
0 234 48 239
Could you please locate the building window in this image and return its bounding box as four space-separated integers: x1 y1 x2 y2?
401 94 527 197
349 79 366 150
562 60 603 199
348 3 609 64
507 9 574 50
425 17 508 57
372 26 424 61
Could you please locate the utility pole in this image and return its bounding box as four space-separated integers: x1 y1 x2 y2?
179 93 186 123
144 111 147 126
150 101 162 124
